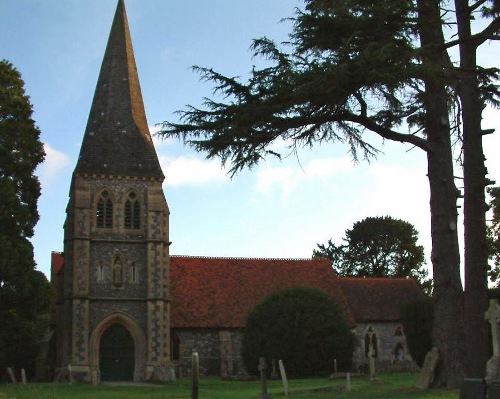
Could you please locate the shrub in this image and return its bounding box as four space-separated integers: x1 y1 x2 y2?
400 298 433 367
242 287 354 377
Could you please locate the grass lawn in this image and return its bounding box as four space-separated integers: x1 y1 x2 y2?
0 372 459 399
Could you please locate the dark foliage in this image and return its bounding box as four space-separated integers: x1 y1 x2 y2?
488 187 500 285
0 60 51 376
313 216 431 294
242 287 354 377
400 298 433 368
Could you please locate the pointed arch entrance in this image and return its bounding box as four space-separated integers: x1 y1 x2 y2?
90 312 147 381
99 323 134 381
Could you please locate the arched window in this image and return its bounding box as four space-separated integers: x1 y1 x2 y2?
394 342 405 362
124 191 140 229
98 261 105 282
97 190 113 228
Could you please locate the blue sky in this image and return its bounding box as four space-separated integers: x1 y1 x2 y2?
1 0 499 279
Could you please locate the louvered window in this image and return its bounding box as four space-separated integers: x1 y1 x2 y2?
97 190 113 228
124 192 140 229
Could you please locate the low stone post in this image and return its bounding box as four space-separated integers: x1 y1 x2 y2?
20 368 27 385
191 352 199 399
258 357 272 399
346 372 351 392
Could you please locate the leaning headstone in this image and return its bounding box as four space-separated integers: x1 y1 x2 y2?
20 368 27 385
414 347 439 389
258 357 272 399
191 352 199 399
6 367 17 384
278 360 289 398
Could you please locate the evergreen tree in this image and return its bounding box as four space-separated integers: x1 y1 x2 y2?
488 187 500 284
242 287 354 377
0 59 51 376
314 216 431 294
159 1 500 386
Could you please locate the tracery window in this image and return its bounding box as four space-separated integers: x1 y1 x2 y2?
96 190 113 228
124 191 140 229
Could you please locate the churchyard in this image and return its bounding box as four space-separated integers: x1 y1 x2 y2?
0 372 458 399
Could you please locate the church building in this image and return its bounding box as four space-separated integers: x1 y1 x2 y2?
51 0 424 382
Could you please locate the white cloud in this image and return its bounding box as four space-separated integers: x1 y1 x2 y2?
160 155 227 186
254 156 355 198
36 143 71 183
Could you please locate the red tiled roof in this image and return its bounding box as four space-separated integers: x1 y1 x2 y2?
51 252 64 279
170 256 352 328
338 277 425 322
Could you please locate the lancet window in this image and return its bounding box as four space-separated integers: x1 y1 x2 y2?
124 191 140 229
96 190 113 228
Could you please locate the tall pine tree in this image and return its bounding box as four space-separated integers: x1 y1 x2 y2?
160 0 500 387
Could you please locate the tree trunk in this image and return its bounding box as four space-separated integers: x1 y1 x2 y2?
455 0 490 378
417 0 466 388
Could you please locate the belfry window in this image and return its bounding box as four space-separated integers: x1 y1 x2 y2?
97 190 113 228
124 191 140 229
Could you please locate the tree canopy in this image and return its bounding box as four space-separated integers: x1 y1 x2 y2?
313 216 430 293
159 0 500 387
488 186 500 284
0 59 51 376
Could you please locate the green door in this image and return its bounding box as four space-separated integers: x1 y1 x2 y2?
99 323 135 381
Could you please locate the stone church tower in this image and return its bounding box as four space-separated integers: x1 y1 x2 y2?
56 0 170 382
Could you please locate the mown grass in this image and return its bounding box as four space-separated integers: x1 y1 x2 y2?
0 372 459 399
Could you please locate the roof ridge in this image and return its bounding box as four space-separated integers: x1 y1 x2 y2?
170 255 323 262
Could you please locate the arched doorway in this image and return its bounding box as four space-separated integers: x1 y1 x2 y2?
99 323 135 381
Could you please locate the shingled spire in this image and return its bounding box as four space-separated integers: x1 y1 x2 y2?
74 0 164 179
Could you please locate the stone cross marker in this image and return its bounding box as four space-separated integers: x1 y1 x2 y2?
485 299 500 356
367 330 376 380
278 360 289 398
485 299 500 381
258 357 272 399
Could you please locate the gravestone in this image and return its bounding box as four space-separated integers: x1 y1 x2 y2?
334 359 338 375
258 357 272 399
6 367 17 384
485 299 500 382
278 360 289 398
414 347 439 389
20 369 26 385
270 359 278 380
346 372 351 392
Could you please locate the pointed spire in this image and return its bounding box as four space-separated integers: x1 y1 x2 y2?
75 0 164 179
